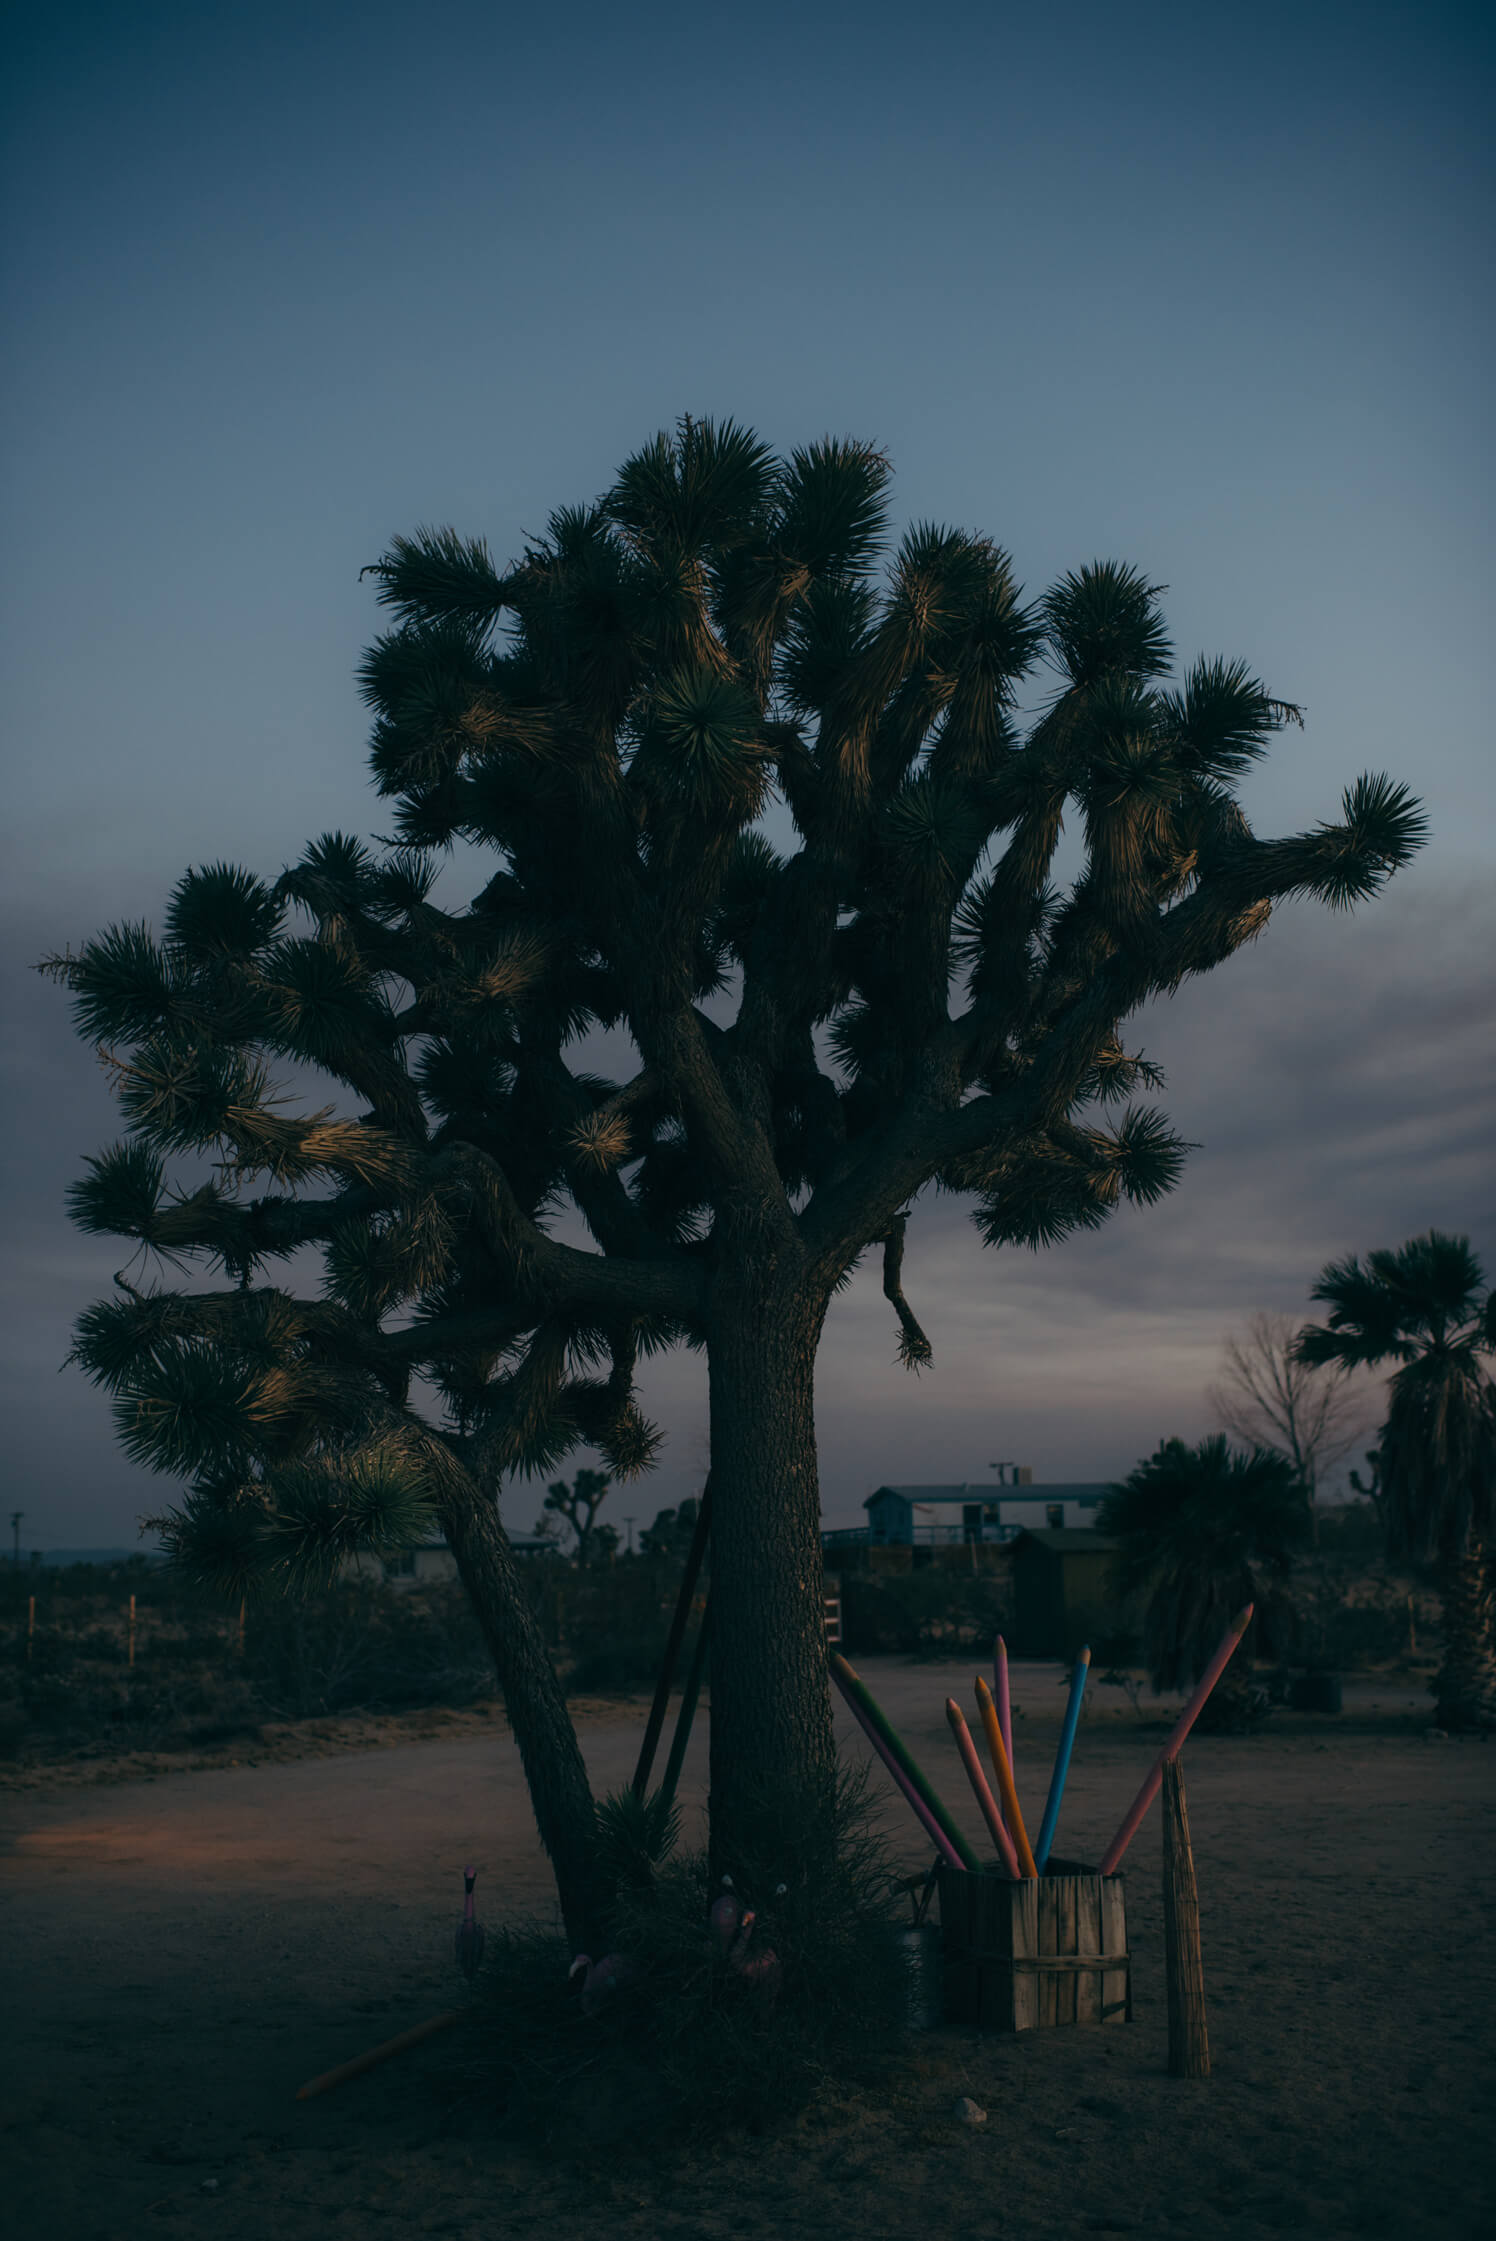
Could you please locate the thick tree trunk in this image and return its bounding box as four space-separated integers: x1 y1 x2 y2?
1433 1540 1496 1732
437 1473 602 1952
706 1272 837 1875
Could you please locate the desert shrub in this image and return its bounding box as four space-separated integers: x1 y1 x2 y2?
244 1579 491 1718
841 1568 1009 1657
460 1760 908 2148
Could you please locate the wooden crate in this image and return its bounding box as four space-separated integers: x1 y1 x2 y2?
936 1858 1130 2031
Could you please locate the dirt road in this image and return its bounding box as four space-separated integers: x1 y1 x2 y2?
3 1660 1492 2240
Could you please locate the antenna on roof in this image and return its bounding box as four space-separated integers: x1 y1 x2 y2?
988 1462 1016 1485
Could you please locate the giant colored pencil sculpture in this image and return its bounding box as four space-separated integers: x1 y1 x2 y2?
1098 1605 1254 1875
831 1661 964 1868
945 1699 1020 1877
1034 1647 1091 1872
974 1674 1038 1877
831 1654 981 1871
994 1635 1014 1780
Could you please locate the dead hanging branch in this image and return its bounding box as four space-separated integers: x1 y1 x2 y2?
881 1212 932 1371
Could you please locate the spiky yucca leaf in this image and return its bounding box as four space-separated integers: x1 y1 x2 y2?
1300 774 1432 909
114 1343 262 1477
164 864 284 960
604 416 778 556
45 922 178 1044
1043 561 1174 687
1158 656 1301 782
148 1485 273 1600
255 1447 437 1585
776 436 891 578
66 1140 167 1239
365 526 513 629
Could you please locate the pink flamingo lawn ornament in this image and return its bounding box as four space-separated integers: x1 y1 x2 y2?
568 1950 643 2016
455 1868 485 1984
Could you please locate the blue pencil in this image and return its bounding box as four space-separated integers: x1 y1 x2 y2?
1034 1647 1091 1872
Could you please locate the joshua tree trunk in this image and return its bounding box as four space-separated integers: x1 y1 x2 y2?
1433 1541 1496 1732
706 1268 837 1873
438 1468 602 1951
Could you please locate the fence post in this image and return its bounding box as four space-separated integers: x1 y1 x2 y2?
1163 1757 1210 2078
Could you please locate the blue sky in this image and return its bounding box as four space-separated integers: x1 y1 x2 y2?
3 0 1491 1544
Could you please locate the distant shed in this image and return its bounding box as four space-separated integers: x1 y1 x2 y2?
1008 1528 1124 1660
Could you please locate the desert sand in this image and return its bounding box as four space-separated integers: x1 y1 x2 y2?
2 1659 1493 2241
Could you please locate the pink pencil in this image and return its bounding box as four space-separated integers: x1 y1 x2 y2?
994 1635 1014 1776
831 1663 965 1869
945 1700 1020 1877
1098 1605 1254 1875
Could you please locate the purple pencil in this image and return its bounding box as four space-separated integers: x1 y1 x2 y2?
830 1662 964 1869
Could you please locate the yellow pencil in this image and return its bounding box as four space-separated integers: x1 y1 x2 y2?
975 1674 1038 1877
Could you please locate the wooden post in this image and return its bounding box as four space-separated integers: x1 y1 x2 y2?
27 1595 35 1660
127 1593 136 1671
1162 1757 1209 2078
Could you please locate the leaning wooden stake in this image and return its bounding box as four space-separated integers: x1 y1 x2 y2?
1162 1758 1209 2078
632 1477 712 1797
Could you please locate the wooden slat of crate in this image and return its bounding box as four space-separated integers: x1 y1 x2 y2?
1101 1874 1131 2022
1075 1874 1104 2024
1037 1876 1059 2027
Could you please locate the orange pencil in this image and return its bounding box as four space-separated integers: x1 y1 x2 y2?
975 1674 1038 1877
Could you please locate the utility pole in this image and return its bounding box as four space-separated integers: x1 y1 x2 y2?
9 1511 22 1567
623 1517 636 1557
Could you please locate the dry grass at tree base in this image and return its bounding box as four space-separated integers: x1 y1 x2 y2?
452 1765 911 2146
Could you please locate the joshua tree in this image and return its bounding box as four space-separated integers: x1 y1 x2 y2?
543 1466 613 1566
1098 1435 1311 1719
44 418 1426 1924
1294 1231 1496 1729
1206 1309 1375 1540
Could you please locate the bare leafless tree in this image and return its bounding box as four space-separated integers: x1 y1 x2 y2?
1207 1311 1377 1531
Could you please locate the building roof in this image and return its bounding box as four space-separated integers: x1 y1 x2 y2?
864 1483 1113 1508
1011 1528 1122 1554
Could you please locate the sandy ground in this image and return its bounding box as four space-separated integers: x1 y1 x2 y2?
3 1661 1493 2241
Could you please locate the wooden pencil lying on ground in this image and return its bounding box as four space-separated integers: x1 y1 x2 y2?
974 1674 1038 1877
1098 1605 1253 1875
945 1698 1020 1876
295 2010 462 2100
1034 1647 1090 1872
831 1654 980 1870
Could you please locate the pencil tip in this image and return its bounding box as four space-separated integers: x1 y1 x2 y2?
1078 1646 1091 1664
1232 1603 1254 1631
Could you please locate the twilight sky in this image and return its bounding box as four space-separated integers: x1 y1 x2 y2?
3 0 1491 1548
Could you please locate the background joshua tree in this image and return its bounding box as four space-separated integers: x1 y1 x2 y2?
1207 1309 1376 1541
1098 1435 1311 1724
1293 1231 1496 1730
543 1466 614 1566
45 417 1426 1925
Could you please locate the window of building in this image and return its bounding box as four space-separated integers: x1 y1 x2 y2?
384 1553 416 1579
1046 1504 1064 1529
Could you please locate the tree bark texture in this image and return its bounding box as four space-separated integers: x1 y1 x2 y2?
706 1271 837 1874
438 1475 601 1953
1433 1541 1496 1732
1162 1757 1210 2079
